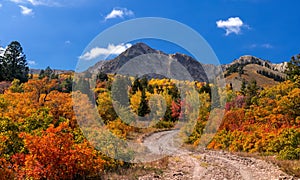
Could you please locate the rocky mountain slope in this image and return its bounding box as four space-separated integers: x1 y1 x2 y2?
223 55 287 73
29 69 74 75
87 43 209 82
87 43 287 89
223 55 287 90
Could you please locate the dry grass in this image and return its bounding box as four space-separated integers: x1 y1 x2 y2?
233 151 300 178
0 81 11 93
264 157 300 177
101 127 174 179
102 156 169 180
225 64 285 91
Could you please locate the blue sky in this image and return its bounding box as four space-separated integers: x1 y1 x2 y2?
0 0 300 70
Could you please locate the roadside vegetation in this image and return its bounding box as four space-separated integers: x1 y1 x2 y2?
0 41 299 178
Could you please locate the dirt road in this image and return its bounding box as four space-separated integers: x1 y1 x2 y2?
139 130 297 180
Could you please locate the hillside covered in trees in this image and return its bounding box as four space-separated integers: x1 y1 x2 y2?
0 41 299 178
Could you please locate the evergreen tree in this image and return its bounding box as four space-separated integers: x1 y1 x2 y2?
39 66 58 79
138 88 150 117
246 80 259 97
0 41 29 82
0 56 4 81
39 70 45 79
147 84 154 94
229 83 233 91
131 77 141 94
139 76 148 91
240 79 247 95
286 54 300 81
97 72 108 82
245 80 259 106
199 83 211 97
238 66 244 76
168 85 180 99
58 76 73 93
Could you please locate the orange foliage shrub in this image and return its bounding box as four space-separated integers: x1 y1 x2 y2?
16 122 104 179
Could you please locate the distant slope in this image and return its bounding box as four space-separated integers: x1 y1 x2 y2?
223 55 287 90
223 55 287 73
29 69 74 75
87 43 288 89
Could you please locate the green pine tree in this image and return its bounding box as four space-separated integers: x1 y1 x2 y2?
245 80 259 107
286 54 300 81
0 41 29 82
39 66 58 79
138 88 150 117
240 79 247 95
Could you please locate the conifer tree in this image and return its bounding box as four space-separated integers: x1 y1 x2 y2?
138 88 150 117
0 41 29 82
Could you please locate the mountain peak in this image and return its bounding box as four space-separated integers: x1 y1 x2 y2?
224 55 287 73
234 55 265 63
132 42 153 50
121 42 160 57
88 42 208 82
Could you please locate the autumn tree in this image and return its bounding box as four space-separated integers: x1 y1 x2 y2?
97 91 118 124
0 117 24 158
130 90 141 114
23 78 58 104
8 79 24 93
0 158 14 179
0 41 29 82
16 122 104 179
286 53 300 81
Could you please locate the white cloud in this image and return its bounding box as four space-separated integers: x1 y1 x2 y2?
261 43 273 49
79 43 132 60
27 0 60 6
104 8 134 21
0 3 3 8
249 43 273 49
64 40 71 45
216 17 245 35
10 0 25 4
27 60 36 65
10 0 63 7
19 5 34 15
249 44 257 48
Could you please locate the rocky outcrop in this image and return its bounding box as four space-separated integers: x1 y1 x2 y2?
273 62 288 73
224 55 287 73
